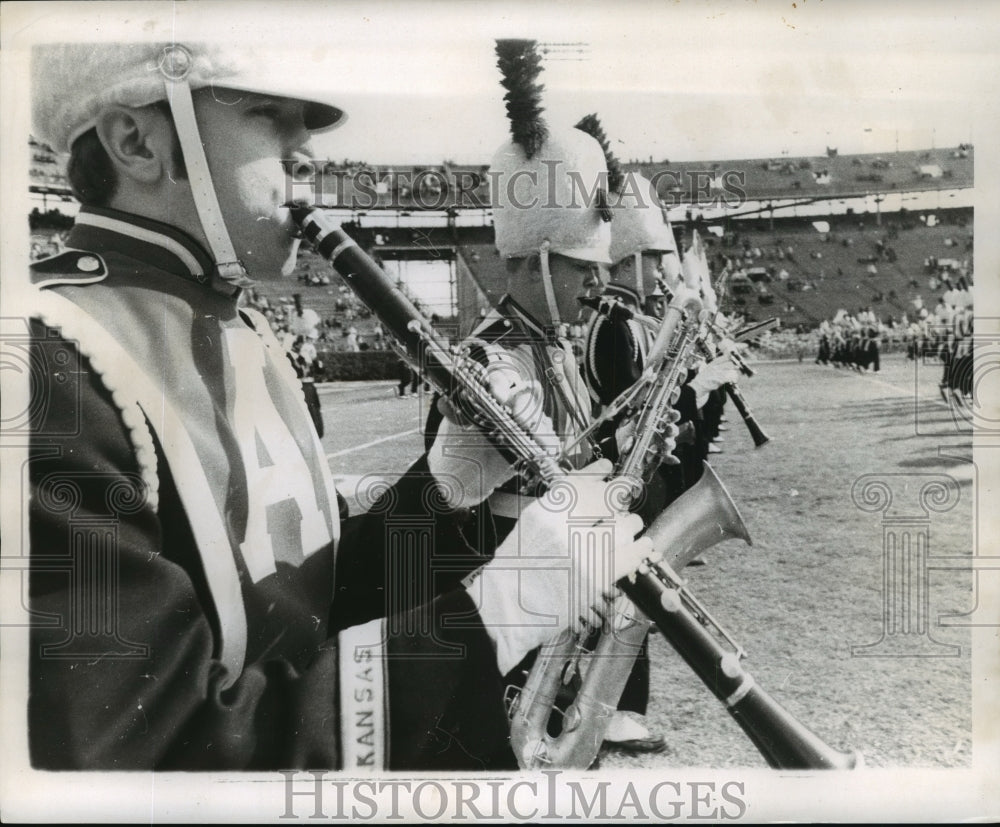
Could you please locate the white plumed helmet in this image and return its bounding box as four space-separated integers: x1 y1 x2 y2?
32 42 346 154
608 173 679 264
489 40 611 265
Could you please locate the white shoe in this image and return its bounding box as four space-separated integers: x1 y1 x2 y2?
603 712 667 753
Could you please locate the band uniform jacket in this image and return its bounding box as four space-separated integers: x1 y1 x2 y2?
421 297 613 711
25 206 513 771
424 295 596 550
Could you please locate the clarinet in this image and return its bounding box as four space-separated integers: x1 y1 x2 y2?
723 382 770 448
292 206 858 770
290 204 564 483
702 332 771 449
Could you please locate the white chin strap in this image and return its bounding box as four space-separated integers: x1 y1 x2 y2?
159 46 252 288
633 251 645 303
539 240 561 328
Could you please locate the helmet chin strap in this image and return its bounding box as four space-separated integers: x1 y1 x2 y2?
633 251 645 303
539 240 561 329
159 46 253 288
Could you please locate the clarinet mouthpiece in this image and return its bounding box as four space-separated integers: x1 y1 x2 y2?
284 201 315 225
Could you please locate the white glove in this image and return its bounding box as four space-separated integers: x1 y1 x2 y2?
427 345 560 509
466 459 653 674
717 337 749 361
614 406 682 467
687 358 741 409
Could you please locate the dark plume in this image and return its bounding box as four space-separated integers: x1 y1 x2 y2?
496 39 548 159
574 112 624 194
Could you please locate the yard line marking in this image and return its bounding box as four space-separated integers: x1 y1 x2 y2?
317 381 398 393
852 370 970 413
326 428 420 460
853 372 916 396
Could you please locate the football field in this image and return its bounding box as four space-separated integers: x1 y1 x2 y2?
315 352 976 768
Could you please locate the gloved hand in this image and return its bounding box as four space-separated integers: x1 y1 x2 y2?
614 405 682 467
686 357 741 409
716 336 750 361
466 459 654 674
427 345 560 509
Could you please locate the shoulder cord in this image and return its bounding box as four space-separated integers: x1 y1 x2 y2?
500 299 593 456
538 337 594 464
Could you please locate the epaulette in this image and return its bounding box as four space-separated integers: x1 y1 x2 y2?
30 249 108 288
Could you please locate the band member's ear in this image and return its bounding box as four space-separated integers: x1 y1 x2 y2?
95 105 175 186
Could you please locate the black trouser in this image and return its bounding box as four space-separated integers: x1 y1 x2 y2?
398 366 419 395
301 380 323 438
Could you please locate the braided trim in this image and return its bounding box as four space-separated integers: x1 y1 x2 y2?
33 293 160 513
629 318 648 371
31 288 248 685
583 314 605 405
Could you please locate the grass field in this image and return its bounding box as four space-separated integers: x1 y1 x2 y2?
316 352 975 769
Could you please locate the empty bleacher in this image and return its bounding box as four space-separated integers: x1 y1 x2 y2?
704 209 972 328
26 133 974 338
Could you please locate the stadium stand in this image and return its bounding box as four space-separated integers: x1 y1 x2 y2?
26 137 974 351
306 146 973 210
695 209 973 329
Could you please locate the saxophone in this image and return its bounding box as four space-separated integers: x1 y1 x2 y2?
292 206 859 771
507 285 755 769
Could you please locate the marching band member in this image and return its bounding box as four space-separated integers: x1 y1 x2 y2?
427 42 620 529
573 115 744 751
424 43 680 761
24 36 652 771
574 118 682 754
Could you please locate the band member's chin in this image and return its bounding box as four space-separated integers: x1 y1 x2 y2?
576 289 596 323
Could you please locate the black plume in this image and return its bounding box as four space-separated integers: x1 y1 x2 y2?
496 39 548 159
574 112 624 195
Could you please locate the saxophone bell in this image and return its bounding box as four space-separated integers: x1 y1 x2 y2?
507 462 752 769
643 462 752 571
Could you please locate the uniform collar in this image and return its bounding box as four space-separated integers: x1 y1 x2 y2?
497 295 558 343
68 206 244 298
602 281 642 308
